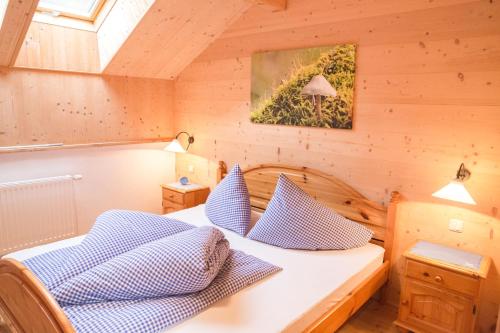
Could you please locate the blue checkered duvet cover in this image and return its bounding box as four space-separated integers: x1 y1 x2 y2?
23 210 281 333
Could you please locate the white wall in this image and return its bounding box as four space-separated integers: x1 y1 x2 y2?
0 142 176 233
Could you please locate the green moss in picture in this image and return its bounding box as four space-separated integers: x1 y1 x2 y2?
250 44 356 129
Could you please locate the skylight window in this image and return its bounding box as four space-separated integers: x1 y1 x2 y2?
0 0 8 28
37 0 106 21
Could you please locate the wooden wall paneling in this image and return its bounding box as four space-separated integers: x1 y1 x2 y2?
356 35 500 75
197 1 500 61
173 0 500 330
14 22 101 73
174 0 500 212
173 105 500 212
225 0 476 39
0 68 174 146
0 0 38 66
101 0 252 79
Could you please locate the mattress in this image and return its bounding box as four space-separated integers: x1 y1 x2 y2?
4 204 384 333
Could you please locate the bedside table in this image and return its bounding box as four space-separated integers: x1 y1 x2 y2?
161 182 210 214
395 241 491 333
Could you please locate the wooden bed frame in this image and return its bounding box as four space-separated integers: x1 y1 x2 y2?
0 161 400 333
217 161 401 332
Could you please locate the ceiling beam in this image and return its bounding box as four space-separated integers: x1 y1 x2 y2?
250 0 287 11
0 0 39 66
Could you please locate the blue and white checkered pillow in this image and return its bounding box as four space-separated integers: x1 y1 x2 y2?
247 174 373 250
52 226 230 306
205 164 251 236
48 210 194 289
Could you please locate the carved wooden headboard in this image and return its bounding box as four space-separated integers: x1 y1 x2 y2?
217 161 400 261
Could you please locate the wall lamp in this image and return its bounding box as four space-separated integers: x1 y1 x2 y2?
164 132 194 153
432 163 476 205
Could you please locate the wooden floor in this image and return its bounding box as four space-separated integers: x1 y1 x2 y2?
0 299 398 333
337 299 399 333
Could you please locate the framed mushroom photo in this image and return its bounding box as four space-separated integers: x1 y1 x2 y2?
250 44 356 129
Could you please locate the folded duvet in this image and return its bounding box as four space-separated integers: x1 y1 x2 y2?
24 210 281 333
46 210 195 289
52 227 231 305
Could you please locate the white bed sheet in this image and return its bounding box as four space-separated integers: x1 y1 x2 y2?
4 205 384 333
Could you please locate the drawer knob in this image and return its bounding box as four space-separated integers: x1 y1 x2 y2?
423 272 430 277
401 300 409 306
434 275 443 283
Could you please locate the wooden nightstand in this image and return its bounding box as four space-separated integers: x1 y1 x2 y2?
395 241 491 333
161 182 210 214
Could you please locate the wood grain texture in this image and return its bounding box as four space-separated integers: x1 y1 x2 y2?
396 252 489 333
14 22 100 73
390 202 500 333
0 0 38 66
101 0 252 79
218 162 399 254
0 68 174 146
306 261 390 333
215 162 395 331
337 299 399 333
174 0 500 209
239 163 391 240
405 259 481 297
161 185 210 213
0 162 391 333
0 259 75 333
397 277 475 333
173 0 500 330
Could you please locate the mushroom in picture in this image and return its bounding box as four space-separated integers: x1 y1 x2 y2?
301 74 337 120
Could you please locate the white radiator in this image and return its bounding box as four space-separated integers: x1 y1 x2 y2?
0 175 81 255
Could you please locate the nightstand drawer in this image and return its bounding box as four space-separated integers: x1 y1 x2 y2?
406 259 479 296
162 200 184 213
162 189 184 204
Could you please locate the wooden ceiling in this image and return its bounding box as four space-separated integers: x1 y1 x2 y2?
0 0 287 79
101 0 253 79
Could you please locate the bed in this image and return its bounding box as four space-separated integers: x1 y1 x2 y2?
0 162 401 333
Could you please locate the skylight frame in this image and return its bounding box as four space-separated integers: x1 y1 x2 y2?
36 0 107 22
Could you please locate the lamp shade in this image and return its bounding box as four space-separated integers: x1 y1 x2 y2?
432 181 476 205
164 139 186 153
